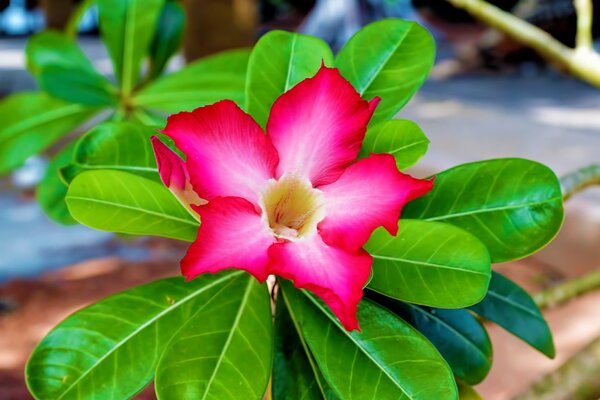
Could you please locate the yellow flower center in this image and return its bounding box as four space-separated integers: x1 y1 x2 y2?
260 174 325 241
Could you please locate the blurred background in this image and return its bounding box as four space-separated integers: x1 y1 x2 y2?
0 0 599 399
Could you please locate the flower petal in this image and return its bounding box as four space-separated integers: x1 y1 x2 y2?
318 154 434 251
161 100 279 203
151 136 205 218
182 196 275 282
268 234 372 331
267 65 379 186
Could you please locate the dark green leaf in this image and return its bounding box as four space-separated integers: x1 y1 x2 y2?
26 271 245 400
66 170 198 241
360 119 429 169
280 281 457 400
365 220 491 308
245 30 333 128
155 274 272 399
37 142 77 225
470 271 555 357
26 31 117 106
372 294 492 385
335 19 435 124
402 158 564 262
97 0 164 94
0 92 97 174
273 294 338 400
148 1 185 80
61 122 158 183
133 49 250 113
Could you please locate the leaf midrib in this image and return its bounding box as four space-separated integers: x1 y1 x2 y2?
485 290 543 321
371 254 489 277
56 272 243 399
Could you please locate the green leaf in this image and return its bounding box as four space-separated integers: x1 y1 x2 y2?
37 142 77 225
26 271 245 400
66 170 198 241
61 122 158 183
470 271 555 357
148 1 185 80
335 19 435 124
133 49 250 113
245 30 334 128
0 92 97 174
273 294 338 400
26 31 117 106
97 0 165 94
458 381 483 400
155 274 272 399
360 119 429 170
280 281 458 400
402 158 564 262
365 220 491 308
372 294 492 385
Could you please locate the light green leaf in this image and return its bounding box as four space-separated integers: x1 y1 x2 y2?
156 274 272 399
336 19 435 124
61 122 158 183
458 381 483 400
97 0 165 94
402 158 564 262
245 30 333 128
372 294 492 385
26 271 245 400
0 92 97 174
280 281 458 400
133 49 250 113
272 294 338 400
37 142 78 225
470 271 555 357
148 1 185 80
66 170 198 241
360 119 429 169
26 31 117 106
365 220 491 308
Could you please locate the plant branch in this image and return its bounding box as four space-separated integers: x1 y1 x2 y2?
575 0 594 50
534 268 600 309
514 335 600 399
445 0 600 88
560 164 600 201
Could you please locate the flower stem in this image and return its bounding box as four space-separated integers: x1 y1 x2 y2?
560 164 600 201
534 268 600 309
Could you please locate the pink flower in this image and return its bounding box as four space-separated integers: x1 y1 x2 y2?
151 65 433 331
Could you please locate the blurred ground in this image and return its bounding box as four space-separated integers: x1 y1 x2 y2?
0 34 599 399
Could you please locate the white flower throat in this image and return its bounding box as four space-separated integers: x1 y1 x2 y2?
260 174 326 241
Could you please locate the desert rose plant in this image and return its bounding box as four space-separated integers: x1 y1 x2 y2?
25 19 564 400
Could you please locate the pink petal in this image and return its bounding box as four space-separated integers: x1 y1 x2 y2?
267 65 379 186
151 136 205 217
182 196 275 282
161 100 279 203
318 154 434 251
268 234 372 331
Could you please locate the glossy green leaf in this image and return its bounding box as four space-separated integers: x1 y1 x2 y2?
37 142 77 225
133 49 250 113
273 294 338 400
155 274 272 399
470 271 555 357
245 30 334 128
365 220 491 308
336 19 435 124
26 271 245 400
372 294 492 385
148 1 185 80
97 0 164 94
360 119 429 170
402 158 564 262
280 281 457 400
26 31 116 106
0 92 97 174
61 122 158 183
66 170 198 241
458 381 483 400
